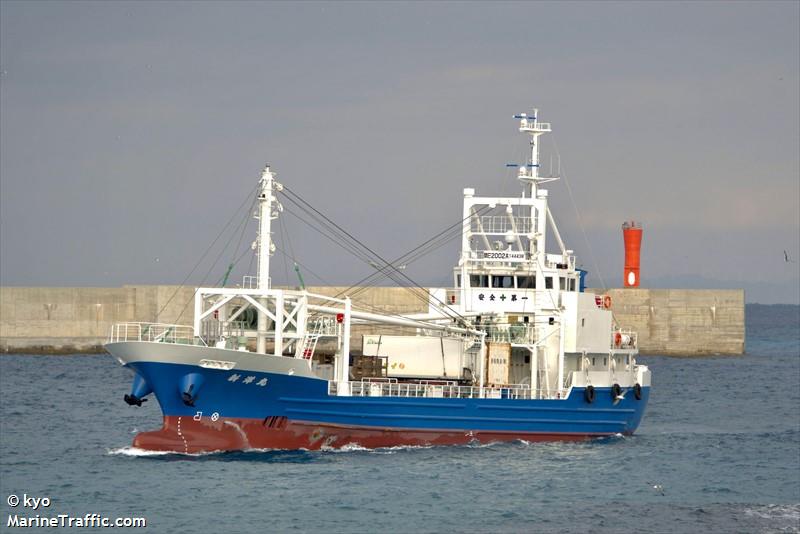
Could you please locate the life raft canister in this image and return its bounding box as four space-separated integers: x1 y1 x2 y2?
603 295 612 309
584 385 596 403
634 383 642 400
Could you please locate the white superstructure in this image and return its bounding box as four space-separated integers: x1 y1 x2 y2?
420 110 640 396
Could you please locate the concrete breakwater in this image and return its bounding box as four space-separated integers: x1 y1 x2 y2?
0 285 744 355
589 288 745 355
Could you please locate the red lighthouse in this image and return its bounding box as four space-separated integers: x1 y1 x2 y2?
622 221 642 287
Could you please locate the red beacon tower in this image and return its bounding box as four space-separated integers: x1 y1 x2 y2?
622 221 643 287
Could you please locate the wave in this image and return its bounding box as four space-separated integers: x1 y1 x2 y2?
744 503 800 521
103 432 643 460
320 442 437 454
107 446 179 457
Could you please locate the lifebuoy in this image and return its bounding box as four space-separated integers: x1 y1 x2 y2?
614 332 622 347
611 383 622 399
584 385 595 403
634 383 642 400
603 295 612 309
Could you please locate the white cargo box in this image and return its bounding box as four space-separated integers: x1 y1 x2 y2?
362 335 472 380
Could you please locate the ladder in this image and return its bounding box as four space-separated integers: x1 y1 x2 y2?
299 318 324 360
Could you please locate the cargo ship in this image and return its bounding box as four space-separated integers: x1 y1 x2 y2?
106 110 651 453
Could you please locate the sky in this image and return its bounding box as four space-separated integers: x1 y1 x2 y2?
1 1 798 304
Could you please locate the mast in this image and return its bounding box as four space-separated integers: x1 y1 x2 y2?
255 165 282 354
515 108 551 198
256 166 278 291
510 110 568 397
514 110 553 286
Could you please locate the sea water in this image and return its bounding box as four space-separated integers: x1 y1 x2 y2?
1 304 798 533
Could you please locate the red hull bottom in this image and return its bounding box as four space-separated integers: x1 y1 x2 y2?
132 416 606 453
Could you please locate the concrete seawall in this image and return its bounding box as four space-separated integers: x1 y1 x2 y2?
0 286 196 353
0 286 744 355
590 288 745 355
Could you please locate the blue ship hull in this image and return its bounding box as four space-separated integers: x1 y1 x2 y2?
126 360 650 452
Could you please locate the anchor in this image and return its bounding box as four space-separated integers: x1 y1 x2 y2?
124 373 152 407
179 373 205 407
124 394 147 406
182 385 196 407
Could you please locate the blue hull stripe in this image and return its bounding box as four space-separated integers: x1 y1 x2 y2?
285 408 629 427
128 360 650 436
282 396 636 414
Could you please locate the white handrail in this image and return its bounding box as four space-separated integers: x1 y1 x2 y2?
108 322 203 346
331 380 546 400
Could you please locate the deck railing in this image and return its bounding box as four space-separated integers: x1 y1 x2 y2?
331 378 539 400
307 316 340 337
483 324 538 344
109 322 203 346
473 215 533 235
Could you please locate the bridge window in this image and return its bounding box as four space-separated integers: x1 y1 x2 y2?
492 275 513 288
545 277 553 289
569 279 576 291
470 274 490 288
517 275 536 289
559 277 566 290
